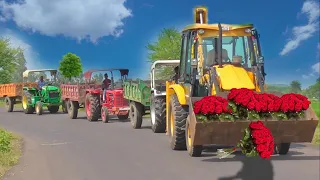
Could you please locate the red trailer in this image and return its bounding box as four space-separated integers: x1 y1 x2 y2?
60 69 130 122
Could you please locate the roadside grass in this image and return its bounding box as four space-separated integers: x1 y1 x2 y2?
311 100 320 145
0 128 22 177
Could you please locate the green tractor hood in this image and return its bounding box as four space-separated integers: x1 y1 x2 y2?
43 85 59 91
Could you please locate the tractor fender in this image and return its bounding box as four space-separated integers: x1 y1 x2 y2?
86 89 101 94
168 84 187 105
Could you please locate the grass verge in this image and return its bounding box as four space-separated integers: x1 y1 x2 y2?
311 100 320 145
0 128 22 177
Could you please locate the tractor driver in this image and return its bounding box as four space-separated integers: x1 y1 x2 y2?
102 73 112 101
37 76 46 89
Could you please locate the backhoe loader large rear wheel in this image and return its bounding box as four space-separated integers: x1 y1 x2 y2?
150 95 166 133
274 143 291 155
168 94 187 150
129 102 143 129
186 118 203 157
85 93 100 122
5 96 14 112
67 100 78 119
22 91 34 114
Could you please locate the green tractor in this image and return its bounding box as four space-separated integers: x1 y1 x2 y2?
21 69 63 115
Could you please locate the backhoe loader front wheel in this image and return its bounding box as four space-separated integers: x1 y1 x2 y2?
129 102 143 129
186 118 203 157
274 143 291 155
168 94 187 150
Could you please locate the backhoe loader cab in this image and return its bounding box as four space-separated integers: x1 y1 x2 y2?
165 7 318 157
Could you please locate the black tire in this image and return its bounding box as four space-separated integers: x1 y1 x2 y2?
168 94 188 150
101 106 109 123
48 106 59 113
62 100 68 113
129 102 143 129
274 143 291 155
67 100 78 119
150 95 166 133
186 118 203 157
5 96 14 112
85 93 100 122
22 90 34 114
117 114 129 120
35 101 43 115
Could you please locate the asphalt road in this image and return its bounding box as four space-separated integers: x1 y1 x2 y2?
0 107 319 180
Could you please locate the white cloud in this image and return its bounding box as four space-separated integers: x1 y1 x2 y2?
0 29 42 69
311 62 320 73
302 62 320 78
280 0 320 56
0 0 132 43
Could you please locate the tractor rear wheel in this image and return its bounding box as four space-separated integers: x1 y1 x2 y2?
129 102 143 129
67 100 78 119
186 118 203 157
150 95 166 133
101 106 109 123
274 143 291 155
5 97 14 112
22 91 34 114
35 101 43 115
168 94 187 150
117 114 129 120
62 100 68 113
85 93 100 122
48 106 59 113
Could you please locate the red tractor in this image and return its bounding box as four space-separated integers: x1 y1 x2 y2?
60 69 130 123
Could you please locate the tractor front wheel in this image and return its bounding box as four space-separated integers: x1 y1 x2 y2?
35 101 43 115
101 106 109 123
129 102 143 129
150 95 166 133
67 100 78 119
62 100 68 113
48 106 59 113
5 97 14 112
168 94 187 150
85 93 100 122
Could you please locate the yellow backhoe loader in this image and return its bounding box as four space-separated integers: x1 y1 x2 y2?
165 6 318 157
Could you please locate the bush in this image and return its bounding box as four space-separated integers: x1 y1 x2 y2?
0 129 13 153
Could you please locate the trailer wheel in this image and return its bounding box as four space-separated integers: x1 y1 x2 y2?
101 106 109 123
168 94 187 150
48 106 59 113
85 93 100 122
5 97 14 112
129 102 143 129
186 118 203 157
274 143 291 155
22 91 34 114
35 101 43 115
62 100 68 113
150 95 166 133
67 100 78 119
117 114 129 120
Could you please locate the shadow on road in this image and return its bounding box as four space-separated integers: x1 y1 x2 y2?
141 125 152 129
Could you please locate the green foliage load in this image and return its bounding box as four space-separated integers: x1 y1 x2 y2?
59 53 83 80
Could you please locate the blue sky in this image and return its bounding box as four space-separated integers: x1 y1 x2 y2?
0 0 319 88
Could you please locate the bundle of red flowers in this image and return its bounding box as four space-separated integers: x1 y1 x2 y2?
217 120 274 159
193 96 234 121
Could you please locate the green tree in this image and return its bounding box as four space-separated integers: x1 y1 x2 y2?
316 77 320 84
290 80 302 93
146 28 181 79
59 53 83 80
0 38 19 84
92 73 103 82
12 48 27 82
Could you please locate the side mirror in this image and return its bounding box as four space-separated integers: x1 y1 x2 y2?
258 56 264 63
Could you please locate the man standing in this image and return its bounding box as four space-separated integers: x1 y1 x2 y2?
102 73 112 101
37 76 46 89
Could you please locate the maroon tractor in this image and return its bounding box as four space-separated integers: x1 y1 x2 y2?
60 69 129 122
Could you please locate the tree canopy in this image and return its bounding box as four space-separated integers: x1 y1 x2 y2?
290 80 302 93
0 37 27 84
58 53 83 80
